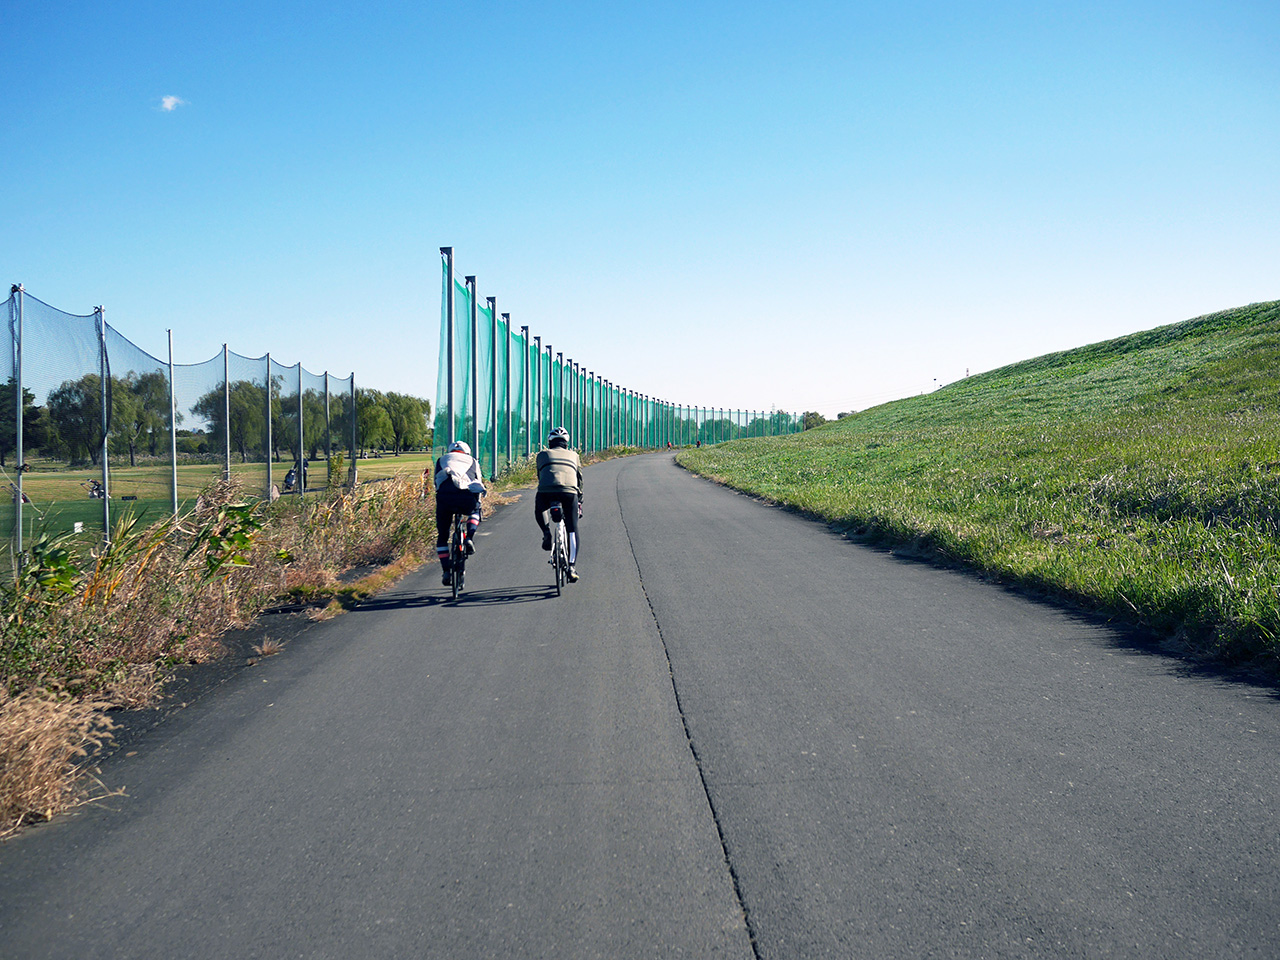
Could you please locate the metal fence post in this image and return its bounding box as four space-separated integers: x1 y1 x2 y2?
465 276 479 456
296 362 304 494
168 330 178 517
520 326 530 458
96 307 110 543
533 336 542 448
324 372 331 462
265 353 273 498
555 352 563 429
487 295 498 478
440 248 455 446
502 312 512 469
13 284 23 554
222 345 231 481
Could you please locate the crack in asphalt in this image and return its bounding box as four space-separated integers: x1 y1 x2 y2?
616 466 763 960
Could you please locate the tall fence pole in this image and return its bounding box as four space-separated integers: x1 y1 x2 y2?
13 284 23 554
502 312 512 469
96 307 110 543
440 247 455 445
520 326 530 458
555 352 564 429
265 353 273 498
567 360 575 444
222 345 231 481
487 295 498 479
296 362 304 493
168 329 178 517
324 373 331 462
465 276 479 455
533 336 542 447
349 374 357 485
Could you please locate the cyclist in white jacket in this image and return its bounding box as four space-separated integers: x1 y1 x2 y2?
433 441 486 585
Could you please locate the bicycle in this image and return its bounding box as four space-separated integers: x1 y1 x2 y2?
548 502 569 596
449 512 468 599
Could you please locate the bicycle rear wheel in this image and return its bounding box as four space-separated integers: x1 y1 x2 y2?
553 522 565 596
451 516 465 599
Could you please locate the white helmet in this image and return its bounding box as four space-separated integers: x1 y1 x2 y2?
548 427 570 447
448 440 471 455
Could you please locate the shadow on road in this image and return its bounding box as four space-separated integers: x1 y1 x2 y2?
353 584 559 612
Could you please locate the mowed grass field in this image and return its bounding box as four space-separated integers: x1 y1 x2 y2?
678 301 1280 667
0 452 438 542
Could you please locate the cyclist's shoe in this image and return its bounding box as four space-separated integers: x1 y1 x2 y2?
441 571 451 586
567 565 579 583
464 538 475 556
541 529 552 551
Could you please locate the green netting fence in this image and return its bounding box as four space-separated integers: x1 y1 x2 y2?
432 249 802 476
3 286 359 551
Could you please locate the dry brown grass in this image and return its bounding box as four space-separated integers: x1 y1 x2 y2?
8 475 439 699
0 687 119 839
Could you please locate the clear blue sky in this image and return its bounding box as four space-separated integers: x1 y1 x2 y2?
4 1 1277 418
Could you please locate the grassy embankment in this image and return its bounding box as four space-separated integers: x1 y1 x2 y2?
679 301 1280 667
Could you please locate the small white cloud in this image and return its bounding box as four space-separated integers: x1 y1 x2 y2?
160 95 187 112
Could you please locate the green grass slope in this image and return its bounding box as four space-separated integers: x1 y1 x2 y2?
678 301 1280 666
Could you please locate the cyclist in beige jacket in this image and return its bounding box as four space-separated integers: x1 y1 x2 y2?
535 427 583 582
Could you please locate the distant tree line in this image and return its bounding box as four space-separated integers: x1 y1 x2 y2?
0 375 432 468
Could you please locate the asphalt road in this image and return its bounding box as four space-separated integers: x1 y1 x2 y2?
2 453 1278 959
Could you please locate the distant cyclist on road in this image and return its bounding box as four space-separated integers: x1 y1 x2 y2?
434 440 486 586
536 427 582 583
